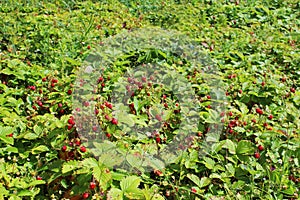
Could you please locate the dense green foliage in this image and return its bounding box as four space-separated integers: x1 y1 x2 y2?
0 0 299 199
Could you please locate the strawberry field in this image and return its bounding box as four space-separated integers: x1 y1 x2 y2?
0 0 299 199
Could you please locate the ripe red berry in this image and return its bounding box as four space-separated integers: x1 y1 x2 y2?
83 101 90 107
256 108 263 115
89 182 96 189
228 111 233 117
37 101 43 107
281 77 286 82
258 145 264 151
6 133 13 137
67 89 72 95
42 77 47 82
61 145 67 152
105 115 111 121
36 176 42 180
261 82 265 87
239 89 242 94
75 139 81 146
106 133 111 138
29 86 36 91
52 78 58 83
191 188 197 193
155 137 161 143
58 103 63 108
290 87 296 93
254 152 260 159
80 146 87 153
87 45 91 49
252 119 257 123
268 114 273 120
51 83 55 87
98 76 104 83
68 118 75 125
111 118 118 125
106 103 113 109
67 124 73 130
82 192 89 199
154 169 163 176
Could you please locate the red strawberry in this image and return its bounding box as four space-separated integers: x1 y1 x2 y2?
67 124 73 130
254 152 260 159
75 139 81 146
61 145 67 152
258 145 264 151
67 89 72 95
155 136 161 143
68 118 75 125
290 87 296 93
6 133 13 137
191 188 197 193
268 114 273 120
154 169 163 176
89 182 96 189
82 192 89 199
80 146 86 153
256 108 263 115
111 118 118 125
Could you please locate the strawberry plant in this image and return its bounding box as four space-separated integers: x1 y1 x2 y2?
0 0 299 199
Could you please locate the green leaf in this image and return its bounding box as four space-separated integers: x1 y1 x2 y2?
187 174 211 188
223 139 236 154
0 184 9 198
187 173 201 187
0 126 14 145
81 158 98 168
23 132 39 140
236 140 255 155
202 157 215 169
31 145 49 154
62 160 79 173
120 176 141 193
27 180 46 188
107 188 123 200
225 163 235 177
93 165 112 190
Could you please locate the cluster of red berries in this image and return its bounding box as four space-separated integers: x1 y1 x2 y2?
67 116 75 130
254 145 264 159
